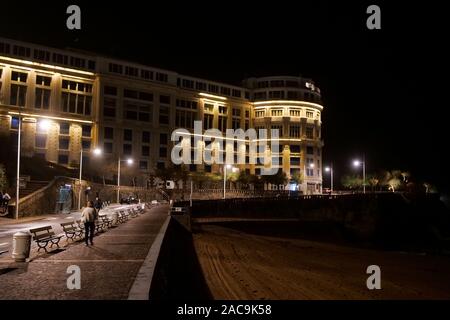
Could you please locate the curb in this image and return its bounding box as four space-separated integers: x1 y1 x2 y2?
128 214 171 300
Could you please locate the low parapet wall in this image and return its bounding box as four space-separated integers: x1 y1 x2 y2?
178 193 450 251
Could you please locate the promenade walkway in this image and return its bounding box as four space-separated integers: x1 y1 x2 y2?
0 204 169 299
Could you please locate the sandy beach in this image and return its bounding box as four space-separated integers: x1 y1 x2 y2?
193 223 450 300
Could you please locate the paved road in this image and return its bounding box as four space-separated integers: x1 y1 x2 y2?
0 204 128 257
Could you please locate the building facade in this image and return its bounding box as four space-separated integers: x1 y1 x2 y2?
0 37 324 193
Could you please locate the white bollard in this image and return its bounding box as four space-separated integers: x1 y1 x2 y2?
111 211 119 225
12 231 31 262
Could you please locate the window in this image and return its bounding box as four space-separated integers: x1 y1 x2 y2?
109 63 123 74
189 164 197 172
103 97 116 117
82 140 91 150
10 84 27 106
290 145 301 153
306 110 314 118
160 95 170 104
218 116 227 132
204 103 214 113
58 154 69 165
88 60 96 70
59 137 69 150
125 66 138 77
82 125 91 138
142 146 150 157
232 89 241 98
11 71 28 82
175 110 196 128
104 127 114 139
271 125 283 137
139 161 148 170
287 91 299 99
123 144 132 155
220 87 230 95
290 109 301 117
245 120 249 130
306 127 314 139
10 117 19 130
13 45 31 57
36 75 51 86
124 129 132 141
218 106 227 114
286 80 299 87
35 88 50 109
0 42 10 54
307 146 314 155
232 108 241 117
196 82 207 90
232 118 240 130
245 110 250 118
290 157 301 165
271 109 283 117
254 92 267 100
142 131 150 143
159 147 167 158
35 135 47 148
52 53 68 65
255 110 265 118
182 79 195 89
141 69 153 80
176 99 198 109
156 72 168 82
208 84 219 93
60 123 70 135
204 165 212 173
203 114 214 130
61 80 92 115
269 91 284 99
159 106 169 124
160 133 168 145
104 142 113 154
104 86 117 96
270 80 284 87
289 125 301 138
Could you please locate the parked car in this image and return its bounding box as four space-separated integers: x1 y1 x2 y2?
120 196 139 204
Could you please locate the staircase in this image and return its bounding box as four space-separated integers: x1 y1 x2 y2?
10 180 50 202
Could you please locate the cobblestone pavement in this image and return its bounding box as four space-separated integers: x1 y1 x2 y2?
0 204 169 300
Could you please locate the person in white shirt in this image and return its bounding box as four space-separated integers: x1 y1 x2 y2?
80 201 98 246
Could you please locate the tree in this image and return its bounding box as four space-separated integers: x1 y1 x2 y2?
290 171 304 186
367 174 379 192
380 170 402 192
341 175 363 190
0 164 8 191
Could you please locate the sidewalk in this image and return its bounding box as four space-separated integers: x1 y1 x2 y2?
0 204 169 299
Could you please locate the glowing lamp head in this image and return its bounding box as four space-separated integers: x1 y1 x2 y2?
38 119 52 131
127 158 133 165
93 148 102 156
225 164 232 169
309 163 315 168
353 160 361 167
325 167 330 172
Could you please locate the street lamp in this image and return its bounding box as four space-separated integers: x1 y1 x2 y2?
78 147 102 210
324 165 334 193
223 164 232 199
117 157 134 203
353 158 366 194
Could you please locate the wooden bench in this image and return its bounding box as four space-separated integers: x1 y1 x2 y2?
99 214 113 228
61 221 84 242
29 226 64 252
118 210 129 223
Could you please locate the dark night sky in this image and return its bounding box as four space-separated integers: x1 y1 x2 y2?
1 1 449 191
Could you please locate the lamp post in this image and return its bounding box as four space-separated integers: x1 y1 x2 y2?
223 164 232 199
117 157 133 203
77 147 102 210
324 164 333 193
15 116 22 220
353 158 366 194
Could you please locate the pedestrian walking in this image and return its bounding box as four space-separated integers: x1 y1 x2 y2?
80 201 98 246
94 196 102 213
